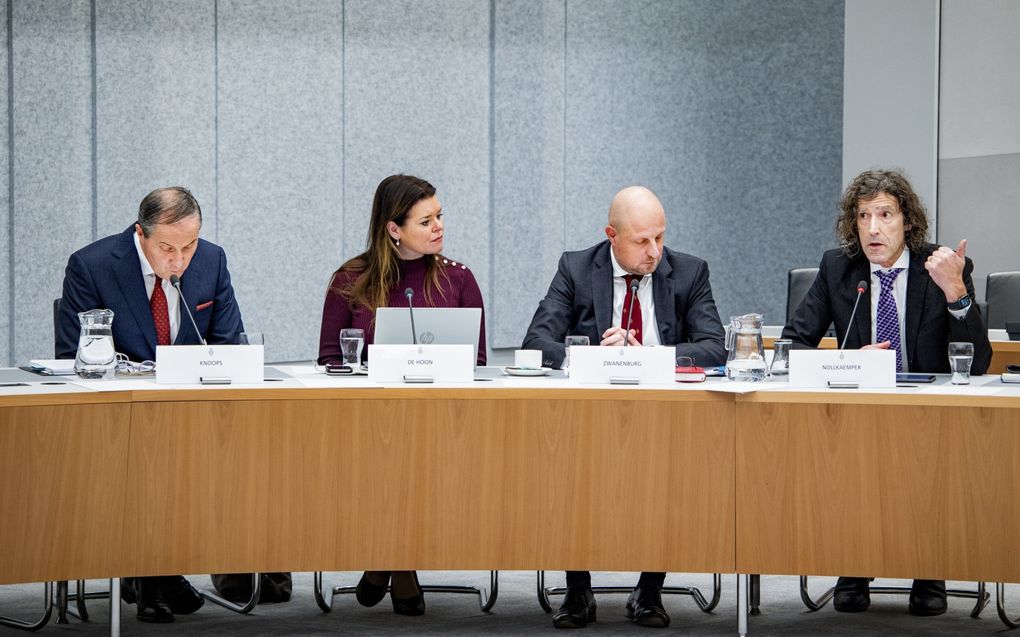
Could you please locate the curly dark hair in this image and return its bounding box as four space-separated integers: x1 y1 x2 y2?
836 170 929 257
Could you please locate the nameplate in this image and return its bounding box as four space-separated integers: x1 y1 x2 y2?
788 349 896 388
156 345 264 384
368 344 473 383
567 345 676 385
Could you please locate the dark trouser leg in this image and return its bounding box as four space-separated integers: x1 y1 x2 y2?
637 572 666 590
566 571 592 589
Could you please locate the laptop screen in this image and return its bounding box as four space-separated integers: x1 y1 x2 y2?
374 307 482 366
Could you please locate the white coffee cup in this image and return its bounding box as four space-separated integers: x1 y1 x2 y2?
514 349 543 369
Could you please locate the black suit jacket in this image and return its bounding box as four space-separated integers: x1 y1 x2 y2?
523 241 726 369
782 244 991 374
56 225 245 361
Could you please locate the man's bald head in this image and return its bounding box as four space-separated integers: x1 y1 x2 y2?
605 186 666 275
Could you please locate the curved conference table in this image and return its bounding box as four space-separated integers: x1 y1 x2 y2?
2 362 1020 635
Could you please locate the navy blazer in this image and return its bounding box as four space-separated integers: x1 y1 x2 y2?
56 225 244 362
782 244 992 374
523 241 726 369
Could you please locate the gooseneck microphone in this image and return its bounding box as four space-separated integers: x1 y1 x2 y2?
840 280 868 351
169 274 207 346
622 277 640 347
404 288 418 345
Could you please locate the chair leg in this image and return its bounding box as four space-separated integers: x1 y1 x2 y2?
54 580 70 624
749 574 761 615
799 576 835 611
0 582 53 631
315 571 498 613
200 573 261 614
997 583 1020 629
536 570 554 613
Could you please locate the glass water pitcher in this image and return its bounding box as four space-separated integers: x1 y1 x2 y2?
725 313 767 381
74 309 117 379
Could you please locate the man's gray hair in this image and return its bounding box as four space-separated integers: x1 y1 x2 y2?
137 186 202 237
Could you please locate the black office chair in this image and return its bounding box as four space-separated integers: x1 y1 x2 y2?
787 268 819 323
985 271 1020 330
313 571 498 613
535 572 721 615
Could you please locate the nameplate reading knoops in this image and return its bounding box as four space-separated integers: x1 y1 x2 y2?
368 344 473 384
567 345 675 385
789 349 895 389
156 344 264 384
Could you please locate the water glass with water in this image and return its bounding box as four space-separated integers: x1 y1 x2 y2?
948 341 974 385
563 335 590 372
770 338 791 378
340 328 365 368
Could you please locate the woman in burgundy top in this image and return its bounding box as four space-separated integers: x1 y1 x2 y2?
316 174 487 615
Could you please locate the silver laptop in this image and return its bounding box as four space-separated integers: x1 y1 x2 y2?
374 307 482 366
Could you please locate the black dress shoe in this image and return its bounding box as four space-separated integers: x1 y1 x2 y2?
833 577 871 613
391 571 425 616
356 571 391 608
553 586 596 629
625 586 670 628
161 575 205 615
135 578 174 624
909 579 947 616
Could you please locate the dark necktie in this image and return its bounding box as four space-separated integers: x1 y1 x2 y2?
622 274 643 345
875 268 904 371
151 276 171 346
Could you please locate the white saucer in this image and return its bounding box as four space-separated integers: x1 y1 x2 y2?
502 366 552 377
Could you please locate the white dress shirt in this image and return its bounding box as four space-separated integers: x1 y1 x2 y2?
134 231 181 343
609 248 660 346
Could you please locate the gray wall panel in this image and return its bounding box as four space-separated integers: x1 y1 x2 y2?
343 0 491 325
217 0 343 362
938 154 1020 299
566 0 843 329
1 0 9 365
491 0 565 347
11 0 92 365
94 0 215 238
939 0 1020 159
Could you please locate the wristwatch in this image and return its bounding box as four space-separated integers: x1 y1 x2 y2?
947 293 972 311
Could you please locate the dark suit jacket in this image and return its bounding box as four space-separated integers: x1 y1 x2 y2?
56 225 244 362
782 244 991 374
523 241 726 369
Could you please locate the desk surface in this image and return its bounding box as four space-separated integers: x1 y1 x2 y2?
2 366 1019 586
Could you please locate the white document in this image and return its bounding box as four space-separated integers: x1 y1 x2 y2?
567 345 676 385
789 349 895 388
155 345 264 384
28 359 76 376
367 344 474 383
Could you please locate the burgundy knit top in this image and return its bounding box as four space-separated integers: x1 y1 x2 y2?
317 255 487 366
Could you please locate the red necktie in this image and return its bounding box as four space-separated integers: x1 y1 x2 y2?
622 274 643 344
151 276 171 346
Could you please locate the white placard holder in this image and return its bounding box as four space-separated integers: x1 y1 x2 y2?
156 345 264 384
788 349 896 389
368 344 473 384
567 345 676 385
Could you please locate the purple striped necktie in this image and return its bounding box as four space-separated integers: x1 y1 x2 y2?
874 268 904 371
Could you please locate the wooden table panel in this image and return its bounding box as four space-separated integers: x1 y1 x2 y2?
736 400 1020 581
122 391 735 576
0 404 131 584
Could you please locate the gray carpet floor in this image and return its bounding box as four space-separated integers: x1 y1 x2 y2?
1 572 1015 636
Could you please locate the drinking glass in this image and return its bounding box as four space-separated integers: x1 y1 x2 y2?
240 332 264 345
948 341 974 385
563 335 590 371
340 328 365 368
770 338 792 378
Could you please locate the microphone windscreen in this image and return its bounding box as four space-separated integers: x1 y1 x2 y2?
169 274 181 286
856 280 868 293
404 287 414 298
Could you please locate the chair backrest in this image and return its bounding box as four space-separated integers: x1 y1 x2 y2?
53 298 62 358
787 268 819 323
986 271 1020 330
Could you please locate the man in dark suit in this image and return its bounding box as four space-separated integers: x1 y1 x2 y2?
523 186 726 629
56 187 289 622
783 169 991 617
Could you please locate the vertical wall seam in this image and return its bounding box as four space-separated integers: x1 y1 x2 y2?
89 0 97 241
488 0 495 345
933 0 941 234
214 0 219 243
7 0 15 365
562 0 567 249
341 0 346 255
